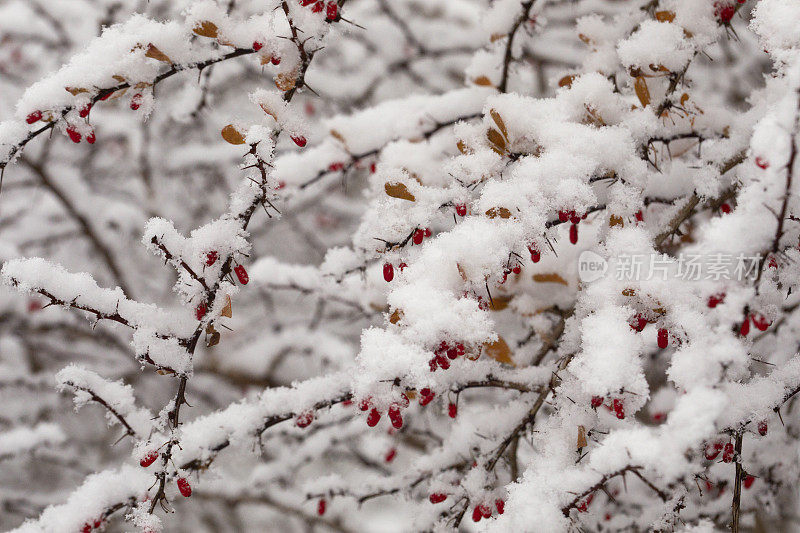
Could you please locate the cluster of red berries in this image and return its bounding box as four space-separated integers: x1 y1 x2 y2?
528 244 541 263
591 396 625 419
499 263 522 284
576 493 594 513
704 440 735 462
739 312 770 336
299 0 338 20
558 210 586 245
470 500 505 522
429 340 466 371
412 227 432 245
80 518 105 533
252 41 281 64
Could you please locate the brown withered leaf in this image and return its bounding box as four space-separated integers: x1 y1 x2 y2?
65 87 89 96
609 214 624 227
577 425 588 449
112 75 126 83
473 75 494 87
145 44 172 64
404 390 417 400
157 368 177 375
221 125 246 145
483 336 514 366
622 287 636 297
655 10 676 23
487 128 507 154
578 33 592 45
558 75 576 88
389 309 403 324
275 71 297 92
532 273 569 286
489 295 512 311
490 33 506 43
634 76 651 107
384 182 416 202
490 109 508 139
485 207 512 219
193 21 219 38
456 263 469 282
207 331 221 347
221 295 232 318
680 93 690 106
456 140 471 155
330 129 348 148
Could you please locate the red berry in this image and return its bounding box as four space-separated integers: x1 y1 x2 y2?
67 126 81 143
739 317 750 336
472 506 483 522
383 262 394 282
370 162 377 173
366 408 381 427
569 223 578 244
26 111 42 124
657 328 669 349
295 410 314 428
311 1 324 13
569 211 580 224
558 210 569 222
705 442 722 460
435 354 450 369
752 313 770 331
79 103 92 119
177 477 191 497
195 302 207 320
93 519 102 528
398 262 407 271
385 448 396 462
82 524 91 533
743 475 755 489
528 244 540 263
419 388 435 406
206 251 218 266
86 131 96 144
652 412 665 422
328 162 344 171
495 499 505 515
480 504 492 518
758 420 768 436
252 41 263 51
455 343 465 356
235 264 249 284
635 210 643 222
456 203 467 217
270 56 281 65
613 398 625 419
388 405 403 429
630 314 647 332
429 493 447 504
716 3 735 23
300 0 316 6
720 203 731 214
140 450 159 467
722 442 734 463
708 293 725 308
130 93 142 111
591 396 603 408
359 398 371 411
448 403 457 418
291 135 307 147
326 1 338 20
317 498 326 515
512 265 521 275
424 228 431 237
755 157 769 169
413 229 424 245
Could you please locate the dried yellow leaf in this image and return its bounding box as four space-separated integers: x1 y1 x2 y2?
389 309 403 324
489 295 512 311
221 124 246 145
456 263 469 282
145 44 171 63
485 207 512 219
558 75 576 88
275 71 297 92
473 75 494 87
384 182 416 202
65 87 89 96
609 214 624 227
456 140 471 155
483 336 514 366
532 273 568 285
490 109 508 139
193 21 219 38
577 425 588 449
655 10 676 22
634 76 651 107
487 128 507 154
221 295 233 317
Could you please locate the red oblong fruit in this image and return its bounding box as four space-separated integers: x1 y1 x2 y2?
140 450 159 468
235 264 249 285
383 262 394 282
177 477 192 497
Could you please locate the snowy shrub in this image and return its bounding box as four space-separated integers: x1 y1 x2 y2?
0 0 799 531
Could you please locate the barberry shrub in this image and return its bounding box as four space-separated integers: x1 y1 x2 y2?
0 0 798 531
